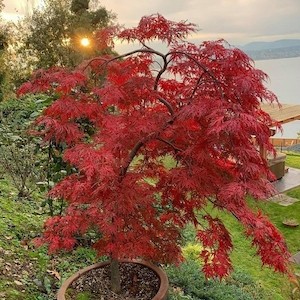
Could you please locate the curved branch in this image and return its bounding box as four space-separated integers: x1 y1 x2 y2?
119 133 157 180
119 133 185 182
166 50 224 100
140 41 152 50
83 48 175 117
152 54 175 118
153 55 168 91
188 72 206 101
166 51 220 83
158 97 175 117
156 137 183 153
83 48 166 72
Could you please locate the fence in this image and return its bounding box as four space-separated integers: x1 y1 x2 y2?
270 138 300 148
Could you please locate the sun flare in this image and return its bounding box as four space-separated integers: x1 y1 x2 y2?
80 38 90 47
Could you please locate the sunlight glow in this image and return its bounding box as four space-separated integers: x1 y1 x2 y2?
80 38 90 47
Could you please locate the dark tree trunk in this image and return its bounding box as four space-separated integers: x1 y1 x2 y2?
110 258 121 294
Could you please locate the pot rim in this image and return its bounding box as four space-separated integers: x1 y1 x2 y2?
57 258 169 300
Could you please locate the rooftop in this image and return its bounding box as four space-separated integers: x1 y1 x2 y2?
261 103 300 125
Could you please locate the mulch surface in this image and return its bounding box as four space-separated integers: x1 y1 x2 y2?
67 262 160 300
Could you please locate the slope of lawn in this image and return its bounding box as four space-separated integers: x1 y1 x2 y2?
204 152 300 300
210 200 300 300
176 199 300 299
0 177 98 300
0 151 300 299
169 151 300 300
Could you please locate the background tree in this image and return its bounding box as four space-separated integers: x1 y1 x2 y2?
25 0 115 68
0 28 6 101
19 14 291 293
7 0 115 88
0 2 13 101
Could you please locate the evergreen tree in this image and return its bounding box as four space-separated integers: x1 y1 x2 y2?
0 2 10 101
23 0 115 69
5 0 116 88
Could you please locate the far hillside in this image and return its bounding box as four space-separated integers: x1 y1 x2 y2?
240 39 300 60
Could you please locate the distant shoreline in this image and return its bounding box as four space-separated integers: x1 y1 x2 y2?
253 54 300 61
245 47 300 61
240 39 300 61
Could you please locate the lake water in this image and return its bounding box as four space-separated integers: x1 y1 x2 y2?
255 57 300 138
113 44 300 137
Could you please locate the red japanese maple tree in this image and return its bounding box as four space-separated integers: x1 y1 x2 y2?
19 14 290 293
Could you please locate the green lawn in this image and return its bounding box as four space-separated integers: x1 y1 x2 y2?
284 151 300 169
173 151 300 299
212 200 300 300
176 196 300 300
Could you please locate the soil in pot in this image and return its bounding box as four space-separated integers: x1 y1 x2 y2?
66 262 160 300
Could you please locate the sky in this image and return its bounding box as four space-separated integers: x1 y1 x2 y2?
1 0 300 47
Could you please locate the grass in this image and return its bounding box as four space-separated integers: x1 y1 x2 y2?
284 151 300 169
178 198 300 300
175 151 300 300
211 200 300 300
287 187 300 199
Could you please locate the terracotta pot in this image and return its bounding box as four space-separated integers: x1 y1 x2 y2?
57 259 169 300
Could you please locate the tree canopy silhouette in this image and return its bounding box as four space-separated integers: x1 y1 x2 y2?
19 14 290 293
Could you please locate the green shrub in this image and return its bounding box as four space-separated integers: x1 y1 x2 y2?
0 95 53 198
167 260 270 300
0 141 42 198
181 223 197 245
181 243 202 262
0 95 71 215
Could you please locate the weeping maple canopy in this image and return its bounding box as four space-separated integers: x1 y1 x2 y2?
19 14 290 278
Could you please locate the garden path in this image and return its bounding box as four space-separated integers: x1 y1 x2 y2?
268 194 299 206
268 167 300 206
273 167 300 193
